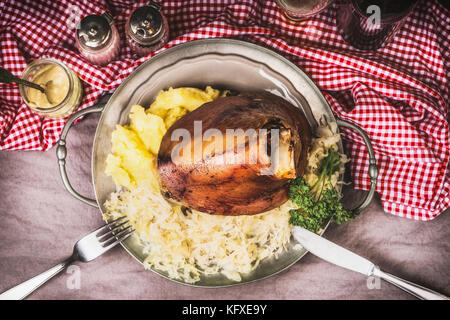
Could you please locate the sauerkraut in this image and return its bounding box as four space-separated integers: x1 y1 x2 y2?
104 190 296 283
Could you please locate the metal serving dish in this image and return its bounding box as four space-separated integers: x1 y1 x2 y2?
56 39 377 287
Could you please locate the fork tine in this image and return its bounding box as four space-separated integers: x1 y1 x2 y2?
101 228 134 251
97 220 130 243
94 216 126 237
102 225 134 246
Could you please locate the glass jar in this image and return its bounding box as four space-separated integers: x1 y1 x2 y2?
276 0 333 22
125 2 169 57
75 13 120 66
19 58 83 119
336 0 420 50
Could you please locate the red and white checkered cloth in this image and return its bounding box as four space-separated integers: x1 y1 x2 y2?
0 0 448 220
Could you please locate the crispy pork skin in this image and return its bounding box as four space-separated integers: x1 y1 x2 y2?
157 92 312 215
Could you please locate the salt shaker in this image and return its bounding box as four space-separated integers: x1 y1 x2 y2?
76 13 120 66
125 2 169 57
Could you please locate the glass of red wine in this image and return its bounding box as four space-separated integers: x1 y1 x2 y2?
336 0 420 51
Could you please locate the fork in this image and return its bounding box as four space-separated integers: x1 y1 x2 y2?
0 217 134 300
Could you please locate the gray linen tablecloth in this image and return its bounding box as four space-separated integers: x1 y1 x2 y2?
0 112 449 300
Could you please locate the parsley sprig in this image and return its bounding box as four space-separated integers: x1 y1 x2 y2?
289 148 356 232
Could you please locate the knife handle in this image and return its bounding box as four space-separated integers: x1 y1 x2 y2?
374 268 449 300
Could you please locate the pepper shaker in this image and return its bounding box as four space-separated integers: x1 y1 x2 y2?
125 2 169 57
76 13 120 66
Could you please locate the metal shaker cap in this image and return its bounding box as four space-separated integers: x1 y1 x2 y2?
77 13 114 50
127 2 164 45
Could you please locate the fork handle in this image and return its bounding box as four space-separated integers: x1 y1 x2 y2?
0 257 74 300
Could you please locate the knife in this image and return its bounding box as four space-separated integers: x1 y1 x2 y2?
292 226 449 300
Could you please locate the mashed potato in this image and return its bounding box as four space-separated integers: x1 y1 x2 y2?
148 86 224 128
104 87 343 283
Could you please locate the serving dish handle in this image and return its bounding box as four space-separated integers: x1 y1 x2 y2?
56 104 106 208
336 119 378 213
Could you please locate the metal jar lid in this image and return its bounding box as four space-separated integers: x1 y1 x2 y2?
127 2 164 46
77 13 114 50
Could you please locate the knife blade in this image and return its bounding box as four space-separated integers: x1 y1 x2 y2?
291 226 449 300
292 226 376 276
